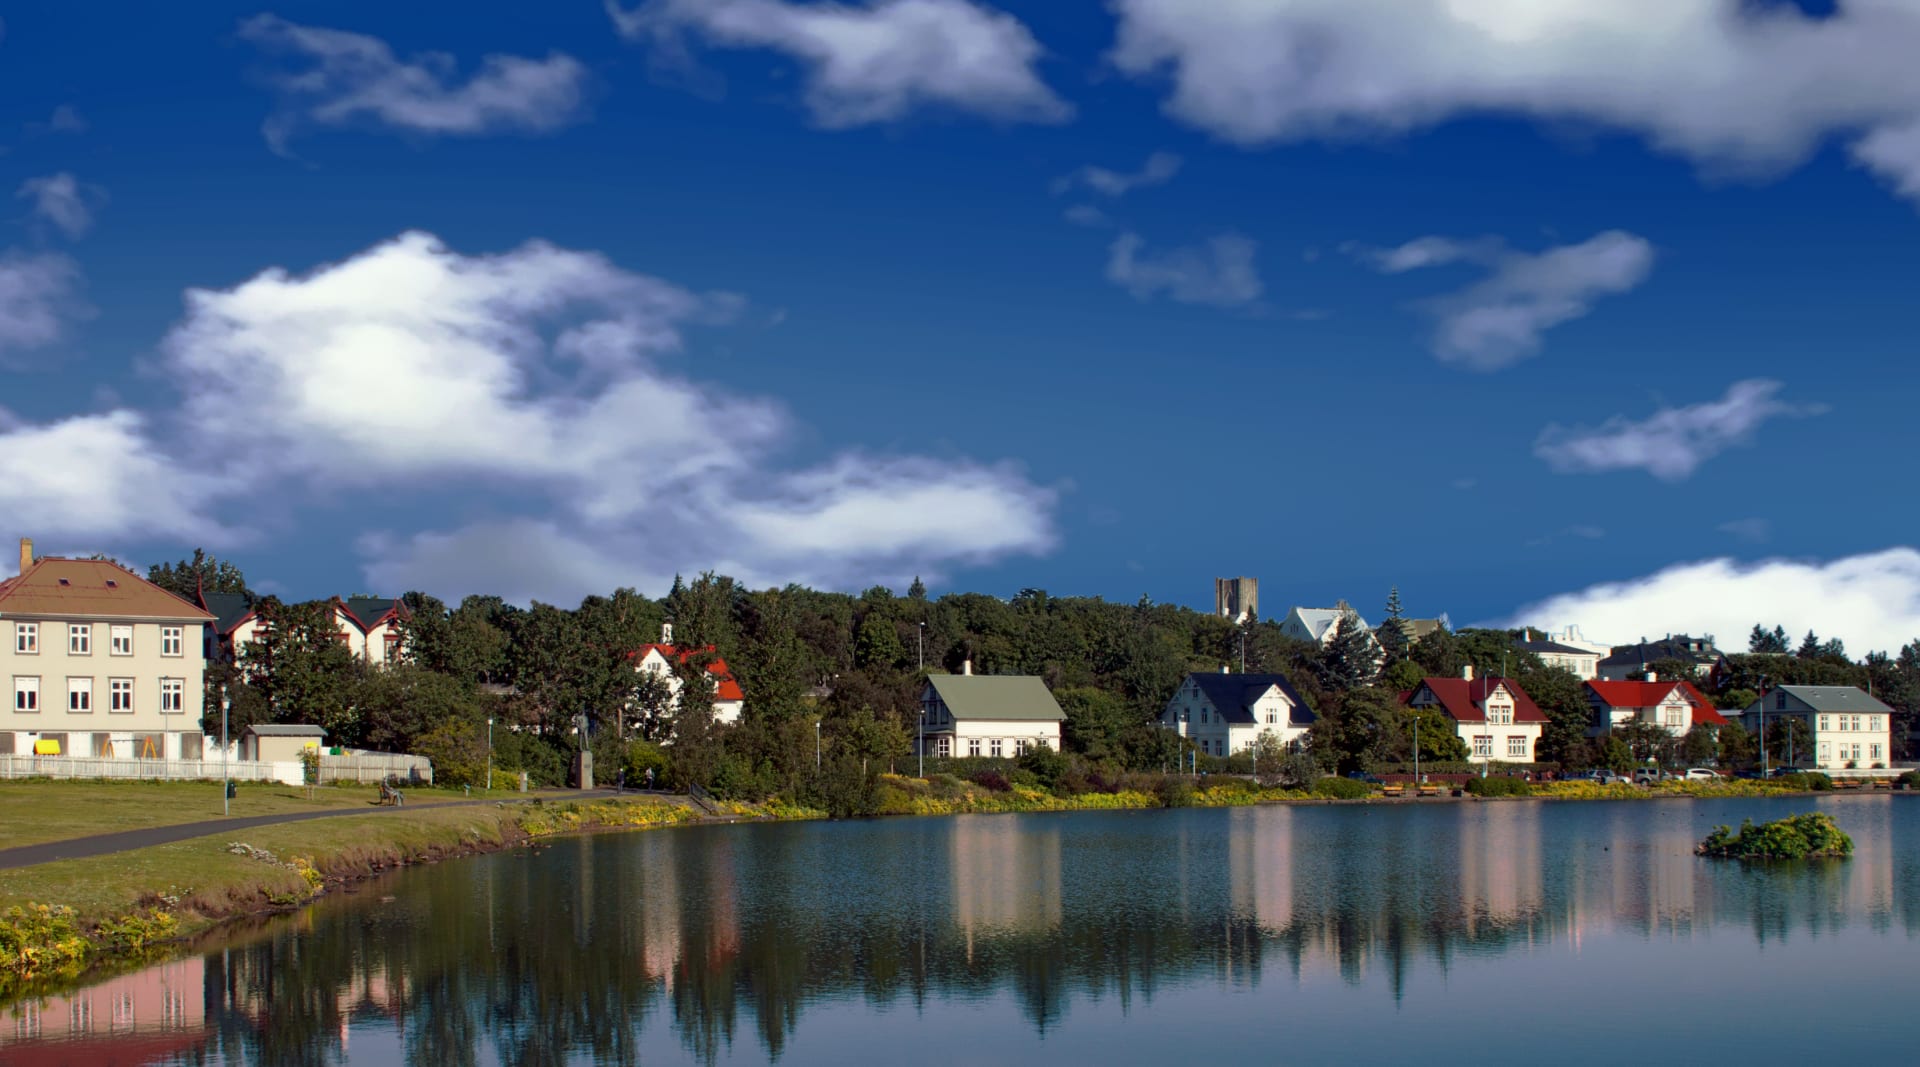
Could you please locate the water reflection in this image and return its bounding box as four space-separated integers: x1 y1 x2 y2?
4 796 1915 1065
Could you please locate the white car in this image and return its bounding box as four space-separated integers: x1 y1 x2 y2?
1684 768 1720 781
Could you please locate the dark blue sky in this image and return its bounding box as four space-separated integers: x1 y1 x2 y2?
2 0 1916 651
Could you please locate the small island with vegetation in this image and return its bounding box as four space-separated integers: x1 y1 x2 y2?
1696 812 1854 859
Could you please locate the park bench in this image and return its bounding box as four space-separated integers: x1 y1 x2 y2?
1418 784 1443 797
1381 783 1405 797
1835 778 1865 790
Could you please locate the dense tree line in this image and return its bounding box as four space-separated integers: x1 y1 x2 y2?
147 552 1919 801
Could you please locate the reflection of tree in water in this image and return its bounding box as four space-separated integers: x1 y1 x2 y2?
111 802 1914 1064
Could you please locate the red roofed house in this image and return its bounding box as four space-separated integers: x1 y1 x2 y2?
1401 666 1547 764
1583 676 1726 738
629 624 745 729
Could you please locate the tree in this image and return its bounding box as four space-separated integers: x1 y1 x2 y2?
238 598 362 740
1378 586 1409 665
1680 724 1719 766
1766 716 1813 766
1615 720 1676 766
1057 686 1136 766
1642 657 1699 683
907 576 927 601
148 549 251 599
1320 612 1379 691
1522 666 1591 767
854 612 906 671
1402 703 1469 763
1797 630 1823 658
1308 688 1404 774
1749 624 1789 654
1717 721 1757 767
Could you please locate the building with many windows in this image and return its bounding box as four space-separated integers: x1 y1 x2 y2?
1 539 213 760
1401 666 1546 764
916 663 1065 758
1737 686 1896 773
1158 668 1315 756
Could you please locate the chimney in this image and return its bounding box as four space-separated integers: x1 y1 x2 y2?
1646 671 1658 683
661 622 673 645
1462 664 1475 681
962 659 973 676
17 538 30 575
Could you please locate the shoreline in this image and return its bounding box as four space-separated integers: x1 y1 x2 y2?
2 782 1906 1002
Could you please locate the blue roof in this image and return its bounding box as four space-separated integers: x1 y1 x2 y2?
1184 672 1317 726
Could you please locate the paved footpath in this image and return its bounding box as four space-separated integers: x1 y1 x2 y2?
0 789 657 871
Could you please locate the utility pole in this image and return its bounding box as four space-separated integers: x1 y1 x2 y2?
221 692 230 816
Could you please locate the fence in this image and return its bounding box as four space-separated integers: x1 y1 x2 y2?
320 754 433 786
0 755 300 783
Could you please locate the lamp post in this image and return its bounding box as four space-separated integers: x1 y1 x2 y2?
221 692 230 817
487 717 495 792
1758 676 1770 777
1413 716 1420 787
815 721 821 771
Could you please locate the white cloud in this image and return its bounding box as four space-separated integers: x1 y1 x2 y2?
0 411 231 542
1353 231 1653 368
1053 150 1181 197
1106 231 1262 308
1108 0 1920 205
1501 548 1920 658
610 0 1070 128
153 230 1056 602
239 15 589 151
1063 204 1111 228
1535 379 1823 481
17 173 95 238
0 251 82 357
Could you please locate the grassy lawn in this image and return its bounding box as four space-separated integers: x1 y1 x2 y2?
0 779 536 850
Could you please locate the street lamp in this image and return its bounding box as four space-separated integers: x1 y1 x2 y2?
1758 676 1770 777
918 709 926 779
487 718 495 792
1413 715 1420 787
221 692 230 816
815 721 821 771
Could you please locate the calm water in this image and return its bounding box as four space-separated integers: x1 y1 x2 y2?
5 796 1916 1065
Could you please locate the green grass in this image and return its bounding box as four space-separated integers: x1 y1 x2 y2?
0 779 552 850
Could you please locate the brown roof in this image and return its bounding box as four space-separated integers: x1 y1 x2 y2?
0 557 215 621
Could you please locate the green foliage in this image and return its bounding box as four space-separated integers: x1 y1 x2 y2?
239 598 365 740
412 721 488 787
1749 624 1790 654
1311 776 1371 799
1015 742 1069 788
1403 703 1470 762
0 904 89 986
1773 771 1832 791
1156 775 1195 807
1680 724 1719 766
1596 735 1634 773
1378 587 1409 665
621 741 669 784
147 548 251 599
1320 611 1380 691
1309 687 1405 774
1464 775 1533 797
1697 813 1853 859
1717 721 1757 766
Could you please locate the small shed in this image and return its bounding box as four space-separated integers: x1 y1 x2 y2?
242 724 328 763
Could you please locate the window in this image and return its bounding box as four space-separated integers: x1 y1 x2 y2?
159 627 184 657
936 737 951 758
1266 711 1277 724
1871 716 1883 732
133 733 165 759
14 622 37 655
110 626 132 656
968 738 981 757
1662 706 1683 728
91 733 114 757
0 733 12 755
1818 742 1830 762
1508 735 1529 758
1819 715 1831 732
13 677 39 712
1473 735 1492 757
1776 692 1787 709
990 739 1003 758
1014 739 1030 756
1487 704 1513 725
67 678 91 713
1870 744 1883 761
108 679 133 713
68 625 91 655
159 678 184 714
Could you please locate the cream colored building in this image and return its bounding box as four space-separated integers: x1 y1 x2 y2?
917 664 1064 758
0 540 213 761
1739 685 1896 773
1159 668 1316 756
1402 666 1546 764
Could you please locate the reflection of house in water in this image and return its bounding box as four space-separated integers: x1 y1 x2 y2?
1456 804 1545 932
1 956 206 1061
1228 807 1295 935
951 816 1062 959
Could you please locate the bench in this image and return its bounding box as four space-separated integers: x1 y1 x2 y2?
1836 778 1866 790
1418 784 1443 797
1381 784 1405 797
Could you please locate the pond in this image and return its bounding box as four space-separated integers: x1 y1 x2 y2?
4 795 1916 1065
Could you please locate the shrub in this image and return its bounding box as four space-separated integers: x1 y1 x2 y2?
1464 775 1533 797
1203 776 1258 797
1311 777 1370 800
1015 743 1069 788
1899 770 1920 790
970 769 1011 793
1776 772 1833 792
1157 775 1195 808
621 741 669 786
1698 813 1853 859
1008 768 1042 789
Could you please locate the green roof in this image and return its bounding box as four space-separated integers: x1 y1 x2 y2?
925 675 1065 722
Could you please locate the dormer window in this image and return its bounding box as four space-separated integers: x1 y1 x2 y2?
1775 692 1787 710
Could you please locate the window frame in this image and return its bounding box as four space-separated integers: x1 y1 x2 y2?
109 625 133 656
13 676 39 713
14 622 38 655
1473 734 1493 757
108 678 134 713
1507 735 1529 758
67 677 92 713
159 626 184 658
68 624 92 656
159 677 185 714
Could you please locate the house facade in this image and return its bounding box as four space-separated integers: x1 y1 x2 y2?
629 624 746 726
1158 668 1315 756
1739 686 1895 772
201 593 410 668
1584 678 1726 737
1515 629 1601 680
1280 602 1374 647
1 540 214 760
1402 667 1546 764
917 665 1065 757
1598 635 1726 681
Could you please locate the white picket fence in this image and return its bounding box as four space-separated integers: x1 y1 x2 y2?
0 752 433 786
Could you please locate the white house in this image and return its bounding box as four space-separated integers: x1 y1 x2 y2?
1584 678 1727 737
1598 635 1726 682
629 624 746 727
1402 666 1546 764
1739 686 1895 773
1158 668 1315 757
342 596 409 666
917 664 1064 758
1280 602 1374 647
1515 630 1602 680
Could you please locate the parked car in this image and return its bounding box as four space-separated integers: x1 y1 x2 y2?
1769 766 1806 778
1632 769 1661 785
1684 768 1720 781
1346 772 1385 785
1592 770 1634 786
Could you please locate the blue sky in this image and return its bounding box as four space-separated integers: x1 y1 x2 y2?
3 0 1919 653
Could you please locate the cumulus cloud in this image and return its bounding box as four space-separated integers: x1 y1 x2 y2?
0 251 83 358
1352 231 1654 368
17 173 95 238
146 230 1056 602
1106 231 1262 308
1501 548 1920 658
1108 0 1920 205
239 15 589 151
610 0 1070 128
1534 379 1823 481
1053 150 1182 197
0 411 231 542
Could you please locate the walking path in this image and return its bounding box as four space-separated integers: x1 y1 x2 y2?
0 788 662 871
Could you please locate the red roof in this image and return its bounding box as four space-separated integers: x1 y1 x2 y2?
1585 680 1727 725
630 643 746 702
1403 677 1547 723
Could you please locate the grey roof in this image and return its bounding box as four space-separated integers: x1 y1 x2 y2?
1767 686 1895 714
1185 671 1317 726
200 591 254 634
1289 606 1373 642
345 596 401 629
1516 639 1592 657
1600 636 1722 666
925 675 1065 722
245 724 328 737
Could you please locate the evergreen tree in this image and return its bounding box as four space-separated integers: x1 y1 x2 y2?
1378 586 1409 664
1797 630 1823 658
907 576 927 600
1749 624 1790 654
148 548 252 599
1320 612 1380 691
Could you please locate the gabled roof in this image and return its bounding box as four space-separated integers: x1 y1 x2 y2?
344 595 407 631
1600 636 1723 667
0 557 214 622
1286 607 1353 642
1405 677 1548 723
630 643 747 702
1764 686 1895 714
924 675 1065 722
1515 638 1593 657
1585 680 1727 726
1183 671 1316 726
197 591 255 635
